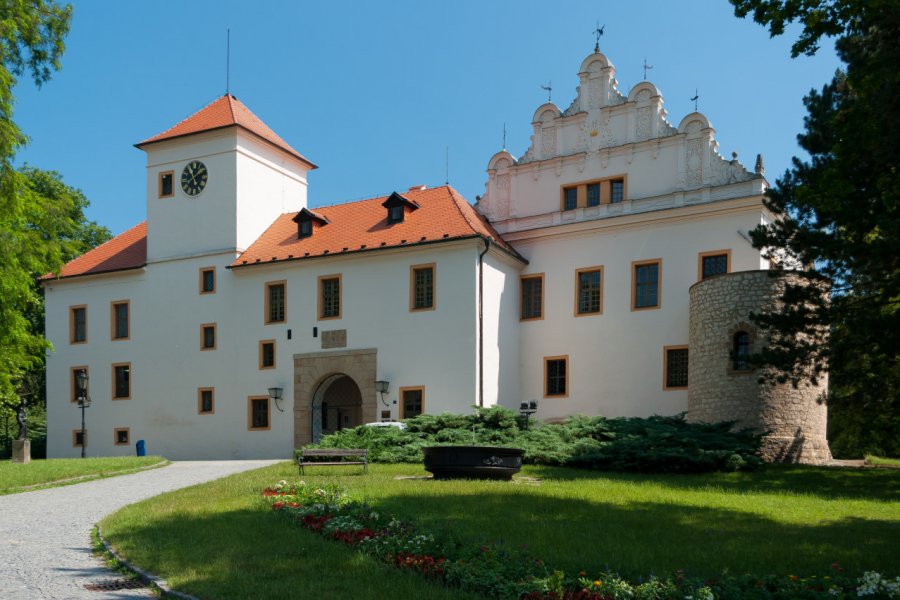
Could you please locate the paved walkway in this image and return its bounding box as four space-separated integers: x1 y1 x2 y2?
0 460 282 599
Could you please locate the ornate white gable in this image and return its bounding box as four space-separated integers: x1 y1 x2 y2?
477 50 765 231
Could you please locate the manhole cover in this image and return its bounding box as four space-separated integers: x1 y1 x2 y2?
84 579 145 591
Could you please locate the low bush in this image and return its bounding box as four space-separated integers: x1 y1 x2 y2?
304 407 763 473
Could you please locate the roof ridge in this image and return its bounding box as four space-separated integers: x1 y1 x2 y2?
226 94 237 123
445 185 483 236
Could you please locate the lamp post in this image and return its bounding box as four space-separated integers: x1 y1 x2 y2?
375 380 390 407
268 387 284 412
519 400 538 430
75 370 90 458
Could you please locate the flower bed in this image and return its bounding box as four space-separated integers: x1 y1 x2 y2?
262 480 900 599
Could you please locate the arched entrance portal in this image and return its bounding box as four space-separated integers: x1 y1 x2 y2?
311 374 363 443
293 348 377 448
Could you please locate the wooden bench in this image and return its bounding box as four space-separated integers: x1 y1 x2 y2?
297 448 368 475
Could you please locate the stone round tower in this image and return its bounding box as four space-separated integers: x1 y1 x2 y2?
688 270 832 464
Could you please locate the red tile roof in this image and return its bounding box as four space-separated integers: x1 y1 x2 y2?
136 94 315 168
41 222 147 281
232 185 523 268
45 187 521 282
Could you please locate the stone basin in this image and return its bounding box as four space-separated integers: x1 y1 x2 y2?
422 445 524 480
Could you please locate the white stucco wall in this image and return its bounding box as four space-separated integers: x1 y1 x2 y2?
509 201 767 422
45 240 484 460
480 250 523 409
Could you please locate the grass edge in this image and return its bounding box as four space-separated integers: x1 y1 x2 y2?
1 459 171 495
93 524 196 600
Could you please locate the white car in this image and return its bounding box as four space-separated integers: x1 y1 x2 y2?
364 421 407 430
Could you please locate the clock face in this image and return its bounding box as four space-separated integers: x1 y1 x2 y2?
181 161 208 196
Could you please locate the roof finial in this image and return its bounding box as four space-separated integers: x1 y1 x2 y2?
541 81 552 102
690 88 700 112
594 22 605 53
755 153 765 175
225 28 231 95
445 146 449 185
502 122 506 150
643 58 653 81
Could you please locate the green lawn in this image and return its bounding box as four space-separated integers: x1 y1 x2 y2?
0 456 167 494
866 455 900 468
100 462 900 599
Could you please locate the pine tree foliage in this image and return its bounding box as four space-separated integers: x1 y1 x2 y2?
730 0 900 456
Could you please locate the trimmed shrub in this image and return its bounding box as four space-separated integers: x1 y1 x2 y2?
304 407 763 473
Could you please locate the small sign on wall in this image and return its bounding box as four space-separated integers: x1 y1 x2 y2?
321 329 347 349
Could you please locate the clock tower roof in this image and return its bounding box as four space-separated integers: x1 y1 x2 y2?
136 93 316 168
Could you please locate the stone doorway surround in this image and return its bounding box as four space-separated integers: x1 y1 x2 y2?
293 348 377 448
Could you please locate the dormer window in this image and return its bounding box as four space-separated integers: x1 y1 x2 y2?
382 192 420 224
292 208 328 240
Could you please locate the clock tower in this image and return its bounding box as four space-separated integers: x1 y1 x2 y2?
136 94 316 263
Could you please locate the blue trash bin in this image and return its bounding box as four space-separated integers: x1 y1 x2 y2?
136 439 146 457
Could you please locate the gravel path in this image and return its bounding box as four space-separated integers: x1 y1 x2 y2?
0 460 282 599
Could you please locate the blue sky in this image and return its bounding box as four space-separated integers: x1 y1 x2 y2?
14 1 840 236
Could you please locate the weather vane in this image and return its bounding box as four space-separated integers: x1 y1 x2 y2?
594 22 605 52
541 81 552 102
643 58 653 81
690 89 700 111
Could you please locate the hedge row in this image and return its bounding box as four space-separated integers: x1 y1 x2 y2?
304 407 763 473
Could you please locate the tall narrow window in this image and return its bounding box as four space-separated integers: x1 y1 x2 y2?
159 171 174 198
410 264 435 311
733 331 751 371
319 275 341 319
200 323 217 350
299 220 312 238
545 356 568 397
632 260 661 310
70 305 87 344
611 179 625 203
400 387 424 419
265 281 286 324
259 340 276 369
520 275 544 320
664 346 689 390
248 397 270 430
699 251 731 280
587 183 601 207
112 363 131 399
71 366 88 403
563 187 578 211
200 267 216 294
575 267 603 315
111 301 129 340
198 387 215 414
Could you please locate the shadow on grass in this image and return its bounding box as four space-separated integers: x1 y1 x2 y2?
363 487 899 580
523 463 900 502
102 505 478 600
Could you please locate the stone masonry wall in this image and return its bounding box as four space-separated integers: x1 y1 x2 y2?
688 271 832 464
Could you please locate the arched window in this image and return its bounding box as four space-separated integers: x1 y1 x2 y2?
733 331 750 371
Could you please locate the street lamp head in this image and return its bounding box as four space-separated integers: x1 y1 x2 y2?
75 370 88 390
268 387 283 401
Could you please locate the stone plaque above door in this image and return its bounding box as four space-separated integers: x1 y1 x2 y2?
321 329 347 349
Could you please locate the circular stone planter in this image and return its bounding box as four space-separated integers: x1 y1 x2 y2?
422 446 524 480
